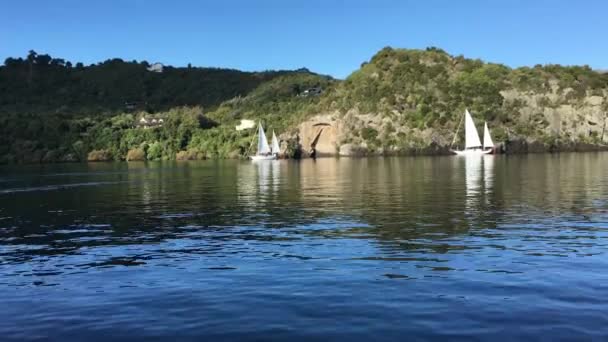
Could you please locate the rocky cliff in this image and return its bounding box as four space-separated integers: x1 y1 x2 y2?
287 48 608 157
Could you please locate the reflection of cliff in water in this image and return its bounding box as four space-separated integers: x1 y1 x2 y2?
499 153 608 215
4 154 608 262
292 154 606 256
119 154 608 248
292 157 501 252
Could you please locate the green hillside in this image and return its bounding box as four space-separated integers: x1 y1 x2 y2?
1 47 607 163
316 47 608 153
0 51 333 162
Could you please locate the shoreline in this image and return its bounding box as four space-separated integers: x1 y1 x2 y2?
2 142 608 165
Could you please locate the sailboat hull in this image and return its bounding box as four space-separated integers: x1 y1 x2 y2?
452 149 493 156
251 155 277 161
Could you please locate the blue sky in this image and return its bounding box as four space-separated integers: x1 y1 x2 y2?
1 0 606 78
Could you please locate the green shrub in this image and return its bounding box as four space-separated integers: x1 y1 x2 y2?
360 127 378 141
146 141 163 160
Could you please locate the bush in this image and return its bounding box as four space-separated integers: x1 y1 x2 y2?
42 149 61 163
360 127 379 141
146 141 163 160
87 149 113 162
176 149 204 160
227 149 241 159
126 148 146 161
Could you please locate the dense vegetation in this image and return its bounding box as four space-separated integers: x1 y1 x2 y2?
0 51 333 162
321 47 608 150
1 47 607 163
0 50 301 113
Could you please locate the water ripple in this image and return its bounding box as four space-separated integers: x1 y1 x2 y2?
1 156 608 340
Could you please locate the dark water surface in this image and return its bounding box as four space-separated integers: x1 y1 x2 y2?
1 154 608 341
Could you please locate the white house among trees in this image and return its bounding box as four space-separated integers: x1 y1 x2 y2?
147 63 164 73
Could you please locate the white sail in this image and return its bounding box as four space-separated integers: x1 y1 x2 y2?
464 109 482 149
257 123 271 155
271 131 280 154
483 122 494 149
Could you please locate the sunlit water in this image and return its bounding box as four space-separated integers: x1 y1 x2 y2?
1 154 608 340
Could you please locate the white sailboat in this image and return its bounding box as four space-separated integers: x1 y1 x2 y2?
271 131 281 157
482 122 494 152
452 109 493 156
251 123 276 161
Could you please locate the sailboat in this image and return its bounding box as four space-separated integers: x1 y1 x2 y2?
251 123 276 161
482 122 494 152
271 131 281 157
451 109 493 156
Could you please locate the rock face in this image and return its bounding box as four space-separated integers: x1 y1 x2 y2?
298 114 343 157
501 88 608 141
289 86 608 158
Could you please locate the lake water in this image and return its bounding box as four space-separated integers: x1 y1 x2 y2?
1 154 608 341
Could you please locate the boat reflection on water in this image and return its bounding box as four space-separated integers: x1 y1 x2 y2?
256 159 281 194
463 155 495 214
465 155 482 206
483 154 494 201
237 160 283 209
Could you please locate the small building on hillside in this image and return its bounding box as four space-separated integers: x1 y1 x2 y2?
299 87 322 97
236 119 256 131
147 63 164 73
137 116 164 129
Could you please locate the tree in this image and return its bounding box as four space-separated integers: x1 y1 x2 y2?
3 57 21 67
27 50 37 62
35 54 52 65
146 141 163 160
51 58 65 67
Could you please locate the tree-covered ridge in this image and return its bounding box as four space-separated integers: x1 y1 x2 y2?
0 50 302 114
1 47 607 164
316 47 607 150
328 46 607 119
206 72 335 130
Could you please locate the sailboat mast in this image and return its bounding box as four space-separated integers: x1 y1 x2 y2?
451 110 465 148
245 124 259 157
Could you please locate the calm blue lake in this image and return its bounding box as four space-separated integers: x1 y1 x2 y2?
1 154 608 341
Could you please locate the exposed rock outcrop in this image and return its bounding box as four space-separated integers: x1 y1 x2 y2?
298 113 343 157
